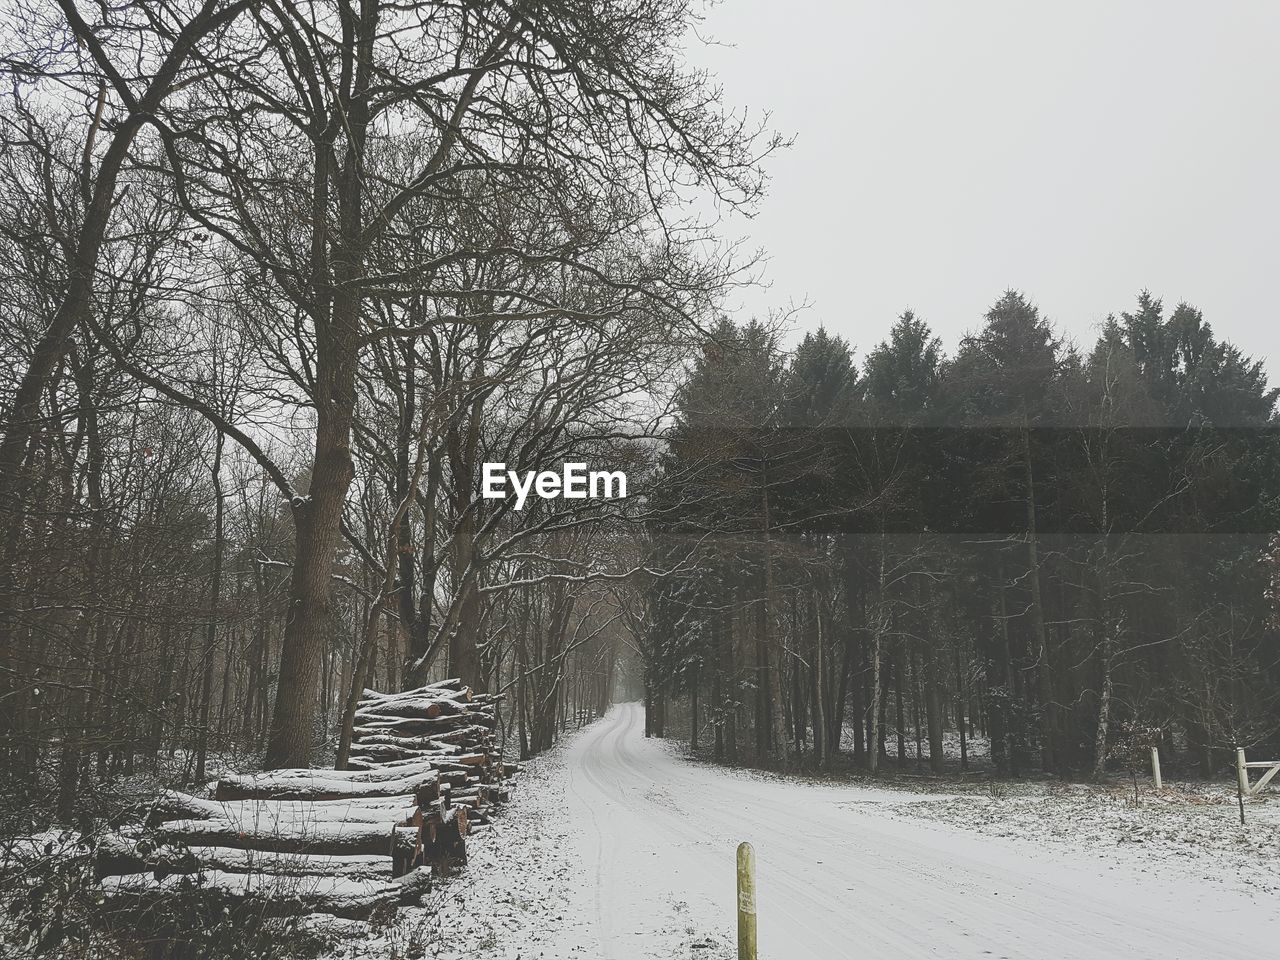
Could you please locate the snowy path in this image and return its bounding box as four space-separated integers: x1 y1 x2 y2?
547 701 1279 960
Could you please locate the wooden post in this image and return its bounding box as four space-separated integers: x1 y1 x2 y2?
737 841 757 960
1150 746 1162 790
1236 747 1247 826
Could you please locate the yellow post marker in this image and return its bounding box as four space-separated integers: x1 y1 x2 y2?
737 841 757 960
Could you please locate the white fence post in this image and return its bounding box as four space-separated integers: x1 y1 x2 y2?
1236 747 1247 825
1150 746 1162 790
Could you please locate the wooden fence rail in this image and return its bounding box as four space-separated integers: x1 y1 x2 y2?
1236 747 1280 797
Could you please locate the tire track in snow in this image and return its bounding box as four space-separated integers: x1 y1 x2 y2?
557 702 1280 960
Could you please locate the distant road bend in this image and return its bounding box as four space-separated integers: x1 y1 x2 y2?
560 702 1277 960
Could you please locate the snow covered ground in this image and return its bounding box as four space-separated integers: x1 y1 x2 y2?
880 778 1280 896
839 723 992 763
328 702 1280 959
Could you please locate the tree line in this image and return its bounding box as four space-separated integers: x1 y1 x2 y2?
643 291 1280 779
2 0 1277 838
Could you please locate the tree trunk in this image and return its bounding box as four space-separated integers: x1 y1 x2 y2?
993 558 1017 776
850 589 866 768
265 417 356 768
713 615 725 760
264 0 377 766
57 354 106 818
812 589 828 769
395 345 418 668
868 540 887 776
690 663 700 751
955 640 968 772
1023 425 1056 773
1091 539 1114 781
725 604 739 763
195 431 225 783
912 645 923 767
894 642 906 767
761 480 789 766
924 593 944 774
1092 636 1113 781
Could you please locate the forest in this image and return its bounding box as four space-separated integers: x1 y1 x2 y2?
642 294 1280 780
1 0 1278 855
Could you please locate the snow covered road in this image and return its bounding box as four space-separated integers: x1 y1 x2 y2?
550 702 1279 960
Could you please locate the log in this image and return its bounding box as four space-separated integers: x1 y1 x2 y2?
157 818 407 857
220 759 438 785
96 866 429 921
356 704 493 724
420 806 468 877
148 791 418 827
424 725 497 746
351 712 493 736
357 701 445 721
391 827 413 877
95 835 394 882
360 682 470 702
391 826 419 877
344 756 481 780
345 755 487 776
355 690 473 721
345 743 461 762
145 790 225 826
395 864 432 903
351 731 465 753
215 767 439 802
449 783 498 805
344 752 486 772
361 678 467 701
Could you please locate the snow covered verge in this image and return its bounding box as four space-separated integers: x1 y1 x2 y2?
314 744 593 960
864 779 1280 897
313 717 739 960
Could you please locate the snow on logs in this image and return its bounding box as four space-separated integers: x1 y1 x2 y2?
95 836 396 882
93 680 512 920
97 866 432 922
347 680 513 827
213 763 442 803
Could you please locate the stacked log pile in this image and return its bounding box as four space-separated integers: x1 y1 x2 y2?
91 679 512 921
349 678 513 829
93 779 431 920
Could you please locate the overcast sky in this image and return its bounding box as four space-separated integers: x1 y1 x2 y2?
690 0 1280 374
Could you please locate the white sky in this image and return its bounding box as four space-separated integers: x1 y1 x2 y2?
690 0 1280 372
